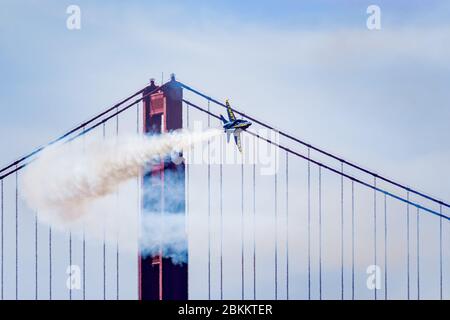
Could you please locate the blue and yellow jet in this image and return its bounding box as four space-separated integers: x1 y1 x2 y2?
220 99 252 152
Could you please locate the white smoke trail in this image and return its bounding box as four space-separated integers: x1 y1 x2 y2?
21 129 220 259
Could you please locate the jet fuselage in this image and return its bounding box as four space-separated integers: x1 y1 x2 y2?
223 119 252 132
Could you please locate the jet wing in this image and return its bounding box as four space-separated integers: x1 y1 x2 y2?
234 122 248 128
234 132 242 153
226 100 236 121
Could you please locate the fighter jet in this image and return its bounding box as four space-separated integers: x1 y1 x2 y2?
220 99 252 152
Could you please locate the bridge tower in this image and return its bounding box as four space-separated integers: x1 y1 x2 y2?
139 74 188 300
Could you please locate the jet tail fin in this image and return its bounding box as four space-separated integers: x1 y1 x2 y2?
225 100 236 121
234 132 242 153
226 131 231 143
220 114 227 124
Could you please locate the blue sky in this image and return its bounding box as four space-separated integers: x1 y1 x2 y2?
1 1 450 299
2 0 449 198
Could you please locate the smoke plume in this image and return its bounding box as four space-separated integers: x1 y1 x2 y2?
21 129 220 261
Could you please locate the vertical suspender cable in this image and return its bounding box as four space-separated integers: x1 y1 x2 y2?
49 225 52 300
319 166 322 300
219 126 224 300
1 179 3 300
69 162 73 299
407 191 410 300
340 163 344 300
15 169 18 300
103 122 106 300
241 153 244 300
384 194 387 300
137 101 140 131
185 102 189 223
35 210 38 300
185 101 189 196
116 107 119 300
274 151 278 300
69 224 72 300
417 207 420 300
440 204 443 300
82 125 86 300
307 148 311 299
285 151 289 299
69 127 73 298
374 177 377 300
351 181 355 300
207 100 211 300
252 136 256 300
137 103 141 300
82 230 86 299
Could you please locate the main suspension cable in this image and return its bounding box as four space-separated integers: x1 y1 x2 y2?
182 99 448 221
0 84 168 180
180 82 449 209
